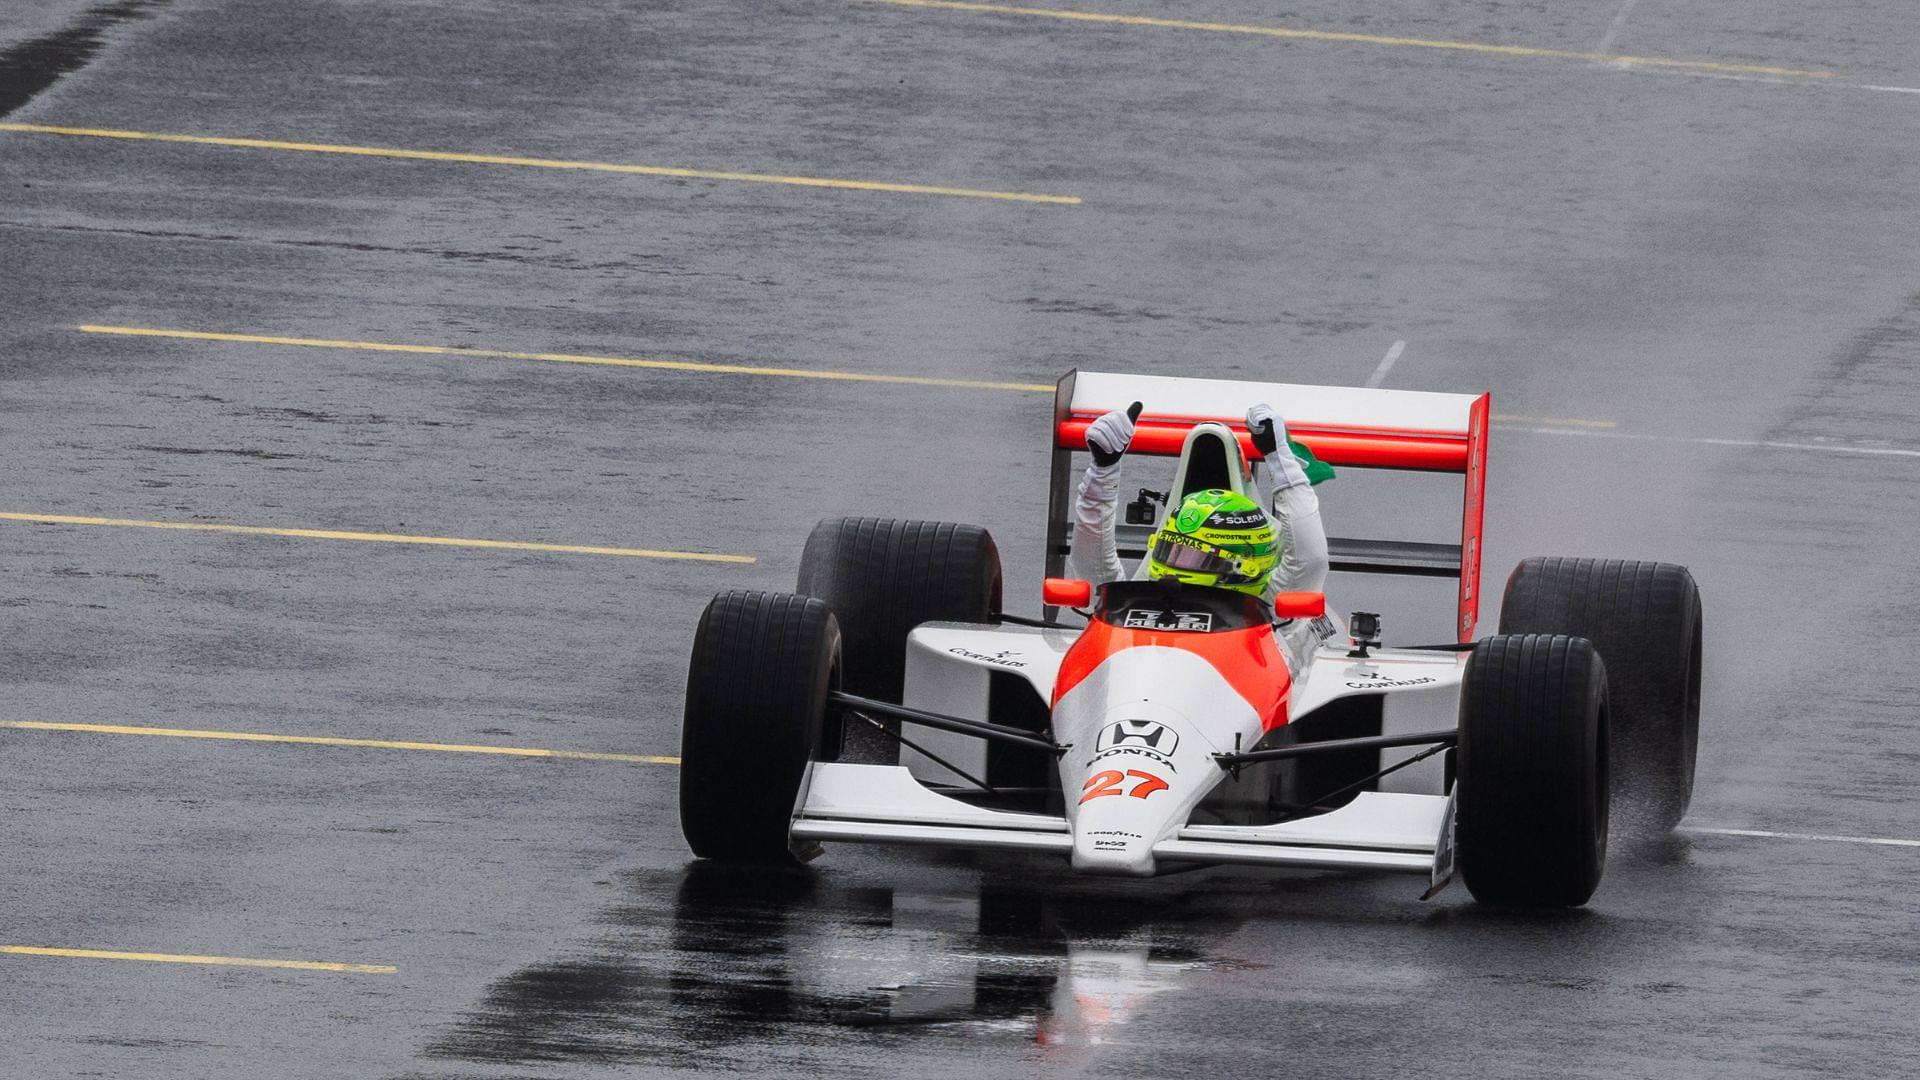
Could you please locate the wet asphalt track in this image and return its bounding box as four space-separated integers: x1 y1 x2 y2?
4 1 1920 1077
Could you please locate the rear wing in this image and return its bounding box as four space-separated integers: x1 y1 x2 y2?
1047 370 1491 642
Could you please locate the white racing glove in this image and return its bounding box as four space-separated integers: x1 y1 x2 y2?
1086 402 1142 469
1247 403 1310 490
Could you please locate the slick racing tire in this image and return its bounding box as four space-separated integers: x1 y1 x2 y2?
798 517 1003 703
1499 557 1702 832
1456 634 1610 908
680 590 839 863
798 518 1001 764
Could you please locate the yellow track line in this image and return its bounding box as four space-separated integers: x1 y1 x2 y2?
0 944 395 974
0 122 1081 205
78 324 1058 393
0 511 754 564
853 0 1836 80
0 720 680 764
1 719 677 763
80 323 1617 428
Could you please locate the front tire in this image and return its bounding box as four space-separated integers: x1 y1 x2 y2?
1499 557 1701 832
679 590 839 863
1456 634 1610 908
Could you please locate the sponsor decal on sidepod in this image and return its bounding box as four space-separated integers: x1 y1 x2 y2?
1344 669 1438 690
948 647 1027 669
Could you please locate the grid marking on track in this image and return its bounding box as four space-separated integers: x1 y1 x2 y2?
0 944 397 974
0 122 1082 205
0 511 756 563
0 720 679 765
103 323 1920 454
78 324 1058 393
79 324 1612 424
85 323 1920 457
7 721 1918 852
850 0 1836 80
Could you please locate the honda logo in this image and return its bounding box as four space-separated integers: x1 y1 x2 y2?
1096 720 1179 757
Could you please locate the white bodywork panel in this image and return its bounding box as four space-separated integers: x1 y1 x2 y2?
797 622 1467 879
793 763 1444 873
1052 645 1257 875
1290 645 1469 719
899 624 1075 786
1167 421 1253 501
902 622 1466 740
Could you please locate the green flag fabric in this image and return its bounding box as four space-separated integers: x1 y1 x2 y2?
1288 437 1337 486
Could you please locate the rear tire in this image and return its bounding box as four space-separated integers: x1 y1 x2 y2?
680 590 839 863
798 518 1002 763
1456 634 1610 908
1499 557 1701 832
798 517 1003 701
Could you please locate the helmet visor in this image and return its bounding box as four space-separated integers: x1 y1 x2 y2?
1150 535 1260 585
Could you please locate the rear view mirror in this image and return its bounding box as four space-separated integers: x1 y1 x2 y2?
1043 577 1093 608
1273 591 1326 620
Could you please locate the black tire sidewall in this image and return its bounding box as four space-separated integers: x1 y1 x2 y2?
1456 634 1610 907
680 590 839 862
797 517 1002 705
1499 557 1701 831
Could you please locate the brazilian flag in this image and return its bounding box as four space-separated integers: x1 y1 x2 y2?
1288 437 1336 486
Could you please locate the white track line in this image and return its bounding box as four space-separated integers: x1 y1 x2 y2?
1364 340 1406 388
1684 826 1920 850
1651 66 1920 97
1497 424 1920 460
1594 0 1641 57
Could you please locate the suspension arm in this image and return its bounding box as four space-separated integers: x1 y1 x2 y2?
1213 727 1457 769
826 691 1066 755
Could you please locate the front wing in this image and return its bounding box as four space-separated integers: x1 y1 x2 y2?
791 762 1448 875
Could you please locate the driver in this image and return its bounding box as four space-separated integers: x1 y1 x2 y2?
1068 403 1330 668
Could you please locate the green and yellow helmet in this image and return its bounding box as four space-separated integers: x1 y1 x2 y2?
1146 489 1280 596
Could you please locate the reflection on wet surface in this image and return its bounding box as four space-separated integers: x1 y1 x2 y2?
427 859 1246 1068
0 0 170 119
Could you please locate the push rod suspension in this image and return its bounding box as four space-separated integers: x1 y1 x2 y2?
1213 727 1457 769
825 691 1065 755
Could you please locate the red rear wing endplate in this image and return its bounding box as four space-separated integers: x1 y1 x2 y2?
1048 370 1492 642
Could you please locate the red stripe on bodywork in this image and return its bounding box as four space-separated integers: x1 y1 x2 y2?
1052 621 1293 731
1456 393 1491 641
1055 418 1468 472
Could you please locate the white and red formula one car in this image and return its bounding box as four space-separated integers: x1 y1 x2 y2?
680 372 1703 907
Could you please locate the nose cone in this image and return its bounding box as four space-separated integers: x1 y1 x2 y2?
1072 792 1162 876
1067 706 1194 876
1053 648 1260 878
